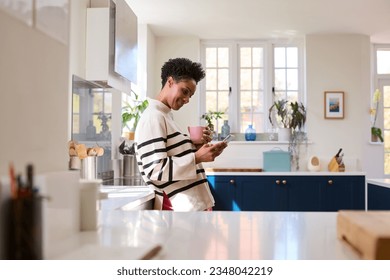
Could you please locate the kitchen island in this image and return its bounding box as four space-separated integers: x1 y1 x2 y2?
48 210 360 260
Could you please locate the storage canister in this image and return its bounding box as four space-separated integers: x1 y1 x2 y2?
263 148 291 171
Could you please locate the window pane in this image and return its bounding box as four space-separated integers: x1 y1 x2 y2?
104 92 112 112
287 69 298 90
286 91 298 102
94 93 103 112
384 108 390 129
218 91 229 113
274 47 285 68
383 86 390 107
274 91 285 101
385 153 390 173
287 47 298 67
206 48 217 67
252 114 263 133
72 114 79 133
252 69 263 90
218 47 229 68
218 69 229 90
274 69 286 90
240 113 252 132
385 130 390 152
240 69 251 90
241 47 251 67
252 91 263 112
253 47 263 67
205 91 217 112
206 69 217 90
240 91 252 113
377 50 390 74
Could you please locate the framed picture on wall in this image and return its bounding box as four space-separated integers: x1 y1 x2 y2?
324 91 344 119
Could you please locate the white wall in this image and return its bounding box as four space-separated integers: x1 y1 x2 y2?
0 10 70 176
153 36 201 132
306 34 371 174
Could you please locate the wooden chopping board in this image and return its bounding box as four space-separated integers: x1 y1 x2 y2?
337 211 390 259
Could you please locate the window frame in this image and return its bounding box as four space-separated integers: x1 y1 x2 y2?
200 39 305 134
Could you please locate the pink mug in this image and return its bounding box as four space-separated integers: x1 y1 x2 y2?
188 126 205 144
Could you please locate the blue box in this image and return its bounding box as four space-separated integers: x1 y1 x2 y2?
263 148 291 172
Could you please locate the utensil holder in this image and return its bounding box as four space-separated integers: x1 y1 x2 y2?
4 196 43 259
123 155 140 178
80 156 97 179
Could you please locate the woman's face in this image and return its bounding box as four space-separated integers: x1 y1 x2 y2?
165 77 197 110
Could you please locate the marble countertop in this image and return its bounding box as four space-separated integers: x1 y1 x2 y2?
48 210 360 260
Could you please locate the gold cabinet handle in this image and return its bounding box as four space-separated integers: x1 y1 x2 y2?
275 180 280 185
230 179 235 184
328 180 333 185
282 180 287 185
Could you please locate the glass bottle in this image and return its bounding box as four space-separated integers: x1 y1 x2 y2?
220 120 230 140
245 124 256 141
86 120 96 140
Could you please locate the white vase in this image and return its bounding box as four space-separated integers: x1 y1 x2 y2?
278 128 291 142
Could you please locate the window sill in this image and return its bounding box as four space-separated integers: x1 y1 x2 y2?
369 141 383 145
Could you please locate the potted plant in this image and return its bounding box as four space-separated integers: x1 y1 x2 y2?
268 99 306 141
370 89 384 142
122 91 149 140
201 111 223 130
269 99 307 170
200 111 224 140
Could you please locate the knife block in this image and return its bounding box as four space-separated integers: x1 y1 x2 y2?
328 157 345 172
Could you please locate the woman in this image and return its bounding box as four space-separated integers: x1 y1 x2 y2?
135 58 227 211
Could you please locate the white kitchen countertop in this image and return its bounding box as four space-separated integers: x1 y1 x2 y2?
366 178 390 189
206 171 366 176
48 210 360 260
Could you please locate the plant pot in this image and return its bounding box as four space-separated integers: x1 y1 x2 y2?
278 128 291 142
122 131 135 140
371 133 379 142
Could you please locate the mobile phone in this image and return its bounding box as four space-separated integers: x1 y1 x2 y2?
222 134 233 143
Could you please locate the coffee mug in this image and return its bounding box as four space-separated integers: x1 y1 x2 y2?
188 126 205 144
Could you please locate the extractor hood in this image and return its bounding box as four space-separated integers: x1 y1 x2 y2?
86 0 137 93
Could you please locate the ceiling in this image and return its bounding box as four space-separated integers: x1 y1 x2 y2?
126 0 390 43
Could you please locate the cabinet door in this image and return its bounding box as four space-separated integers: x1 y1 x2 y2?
237 176 286 211
283 176 321 211
320 176 364 211
207 176 237 211
368 183 390 210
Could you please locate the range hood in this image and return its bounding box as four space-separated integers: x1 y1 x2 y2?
86 0 137 93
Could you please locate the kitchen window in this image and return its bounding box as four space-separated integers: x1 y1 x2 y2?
200 40 304 134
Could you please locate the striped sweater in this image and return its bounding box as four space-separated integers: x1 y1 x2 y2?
134 98 214 211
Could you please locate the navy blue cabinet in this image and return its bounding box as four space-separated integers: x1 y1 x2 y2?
368 183 390 210
236 176 286 211
320 176 365 211
208 175 237 211
207 174 365 211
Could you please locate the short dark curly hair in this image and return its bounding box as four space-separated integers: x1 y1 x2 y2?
160 58 206 88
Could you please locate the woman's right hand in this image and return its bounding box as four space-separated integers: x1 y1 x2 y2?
195 142 227 164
